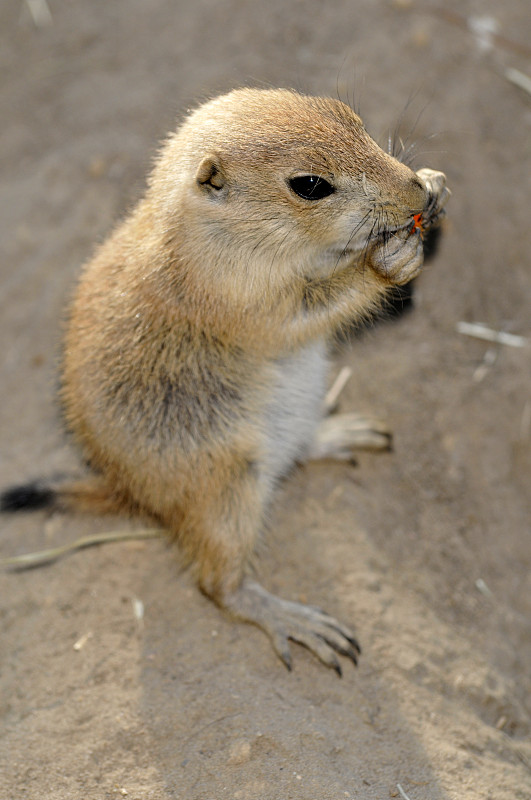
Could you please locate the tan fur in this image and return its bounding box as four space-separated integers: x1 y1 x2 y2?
60 88 449 671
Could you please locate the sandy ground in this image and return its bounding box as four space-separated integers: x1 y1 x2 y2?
1 1 531 798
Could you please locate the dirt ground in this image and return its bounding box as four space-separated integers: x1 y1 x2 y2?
1 1 530 798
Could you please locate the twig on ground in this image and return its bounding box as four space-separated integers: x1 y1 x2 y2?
132 597 145 622
73 631 93 651
505 68 531 97
324 366 353 414
396 784 413 800
475 578 494 598
24 0 52 27
0 528 165 569
457 321 528 348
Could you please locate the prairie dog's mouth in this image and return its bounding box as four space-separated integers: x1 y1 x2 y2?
371 224 412 245
328 211 427 266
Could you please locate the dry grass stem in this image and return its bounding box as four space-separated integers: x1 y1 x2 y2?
457 321 528 348
0 528 165 569
324 366 353 413
396 784 413 800
505 68 531 96
25 0 52 27
73 631 93 651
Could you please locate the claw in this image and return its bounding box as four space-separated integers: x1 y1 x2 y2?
223 578 361 673
345 634 362 655
332 658 343 678
281 652 292 672
321 635 358 667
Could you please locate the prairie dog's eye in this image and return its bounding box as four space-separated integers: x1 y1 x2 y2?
288 175 335 201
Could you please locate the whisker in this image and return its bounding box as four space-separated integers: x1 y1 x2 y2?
338 211 372 262
395 100 427 163
397 131 448 167
324 210 373 321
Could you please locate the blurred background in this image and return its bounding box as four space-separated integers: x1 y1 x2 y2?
1 2 530 799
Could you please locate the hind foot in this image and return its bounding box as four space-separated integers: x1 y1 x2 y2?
308 413 392 461
222 578 360 674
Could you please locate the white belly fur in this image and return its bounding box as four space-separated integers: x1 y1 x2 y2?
260 339 329 483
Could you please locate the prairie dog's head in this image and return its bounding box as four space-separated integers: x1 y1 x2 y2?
149 89 436 294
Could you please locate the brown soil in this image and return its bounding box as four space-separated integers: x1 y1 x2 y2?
1 1 530 798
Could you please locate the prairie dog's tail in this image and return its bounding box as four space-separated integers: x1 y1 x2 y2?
0 477 129 517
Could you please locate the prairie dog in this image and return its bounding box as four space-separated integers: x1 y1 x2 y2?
3 89 449 673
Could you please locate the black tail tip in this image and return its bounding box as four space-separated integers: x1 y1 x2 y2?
0 483 55 512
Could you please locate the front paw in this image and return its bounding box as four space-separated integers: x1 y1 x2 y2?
416 168 450 229
370 228 425 285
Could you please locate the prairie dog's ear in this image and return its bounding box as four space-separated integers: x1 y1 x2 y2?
196 154 225 193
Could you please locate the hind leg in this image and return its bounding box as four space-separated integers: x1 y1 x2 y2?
175 454 360 674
